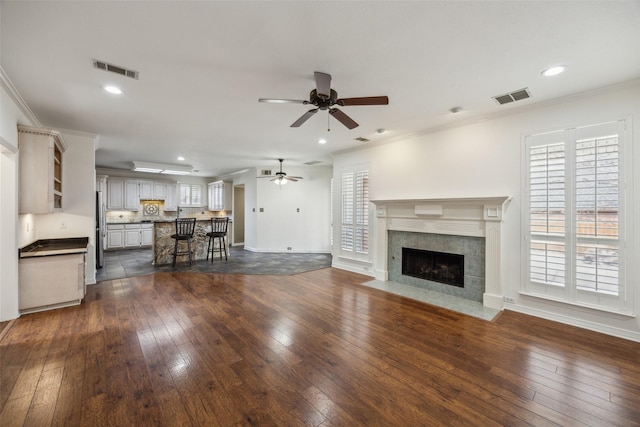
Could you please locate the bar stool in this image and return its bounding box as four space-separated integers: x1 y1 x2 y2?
206 217 229 261
171 218 196 267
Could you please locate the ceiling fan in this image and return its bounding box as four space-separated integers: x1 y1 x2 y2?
258 159 303 186
259 71 389 129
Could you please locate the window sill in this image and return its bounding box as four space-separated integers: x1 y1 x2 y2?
519 291 636 318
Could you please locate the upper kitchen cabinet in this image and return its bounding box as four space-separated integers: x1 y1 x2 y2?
208 181 232 211
139 180 154 199
18 125 67 214
106 178 140 211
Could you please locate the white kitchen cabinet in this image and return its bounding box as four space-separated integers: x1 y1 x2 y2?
107 224 125 249
107 179 125 210
125 224 141 247
124 180 140 210
141 224 154 246
139 180 154 199
208 181 232 211
18 125 66 214
153 182 166 200
164 183 178 211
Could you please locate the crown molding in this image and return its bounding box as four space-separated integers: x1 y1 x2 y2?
0 66 41 127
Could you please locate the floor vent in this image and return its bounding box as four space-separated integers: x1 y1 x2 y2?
492 87 530 105
354 137 370 142
92 59 139 80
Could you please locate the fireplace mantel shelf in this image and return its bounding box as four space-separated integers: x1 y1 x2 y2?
371 196 511 205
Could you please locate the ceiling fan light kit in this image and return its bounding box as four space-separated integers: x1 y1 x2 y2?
257 159 303 186
259 71 389 130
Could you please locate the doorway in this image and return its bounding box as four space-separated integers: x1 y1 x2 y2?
233 185 245 245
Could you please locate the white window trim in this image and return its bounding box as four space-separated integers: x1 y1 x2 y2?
521 117 634 316
339 163 371 262
178 183 203 207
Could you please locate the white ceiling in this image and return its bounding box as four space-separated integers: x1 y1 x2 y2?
2 1 639 177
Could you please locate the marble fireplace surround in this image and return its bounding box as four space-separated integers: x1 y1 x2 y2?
371 197 511 310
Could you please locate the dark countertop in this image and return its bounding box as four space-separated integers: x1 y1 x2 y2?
154 218 232 224
19 237 89 258
107 221 155 225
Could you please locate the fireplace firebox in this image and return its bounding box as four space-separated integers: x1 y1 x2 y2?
402 247 464 287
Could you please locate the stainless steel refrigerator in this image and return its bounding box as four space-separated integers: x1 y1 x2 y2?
96 191 105 268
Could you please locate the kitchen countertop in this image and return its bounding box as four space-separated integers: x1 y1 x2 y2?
107 221 155 225
19 237 89 258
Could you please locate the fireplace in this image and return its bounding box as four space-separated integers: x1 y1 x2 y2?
370 196 510 309
402 247 464 287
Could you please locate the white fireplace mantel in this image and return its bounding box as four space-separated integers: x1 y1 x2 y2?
371 196 511 310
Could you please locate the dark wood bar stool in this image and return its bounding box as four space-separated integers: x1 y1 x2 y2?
206 217 229 261
171 218 196 267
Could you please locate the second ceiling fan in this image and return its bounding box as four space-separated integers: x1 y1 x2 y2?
259 71 388 129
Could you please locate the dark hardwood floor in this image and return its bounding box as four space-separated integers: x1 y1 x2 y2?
1 268 639 426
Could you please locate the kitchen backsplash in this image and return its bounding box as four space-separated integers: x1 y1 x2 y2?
106 202 230 223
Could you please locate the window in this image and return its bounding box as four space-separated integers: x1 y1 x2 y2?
524 119 631 313
341 168 369 257
179 184 202 206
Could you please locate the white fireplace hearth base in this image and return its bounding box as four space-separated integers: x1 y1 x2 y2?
371 196 511 310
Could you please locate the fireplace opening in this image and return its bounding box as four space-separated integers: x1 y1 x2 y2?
402 247 464 287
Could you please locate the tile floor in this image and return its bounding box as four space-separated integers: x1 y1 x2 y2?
96 246 333 282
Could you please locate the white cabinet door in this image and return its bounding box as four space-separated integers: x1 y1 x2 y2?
141 224 154 246
139 180 154 199
107 179 124 210
153 182 166 200
125 225 141 247
107 225 124 249
124 180 140 210
165 184 177 211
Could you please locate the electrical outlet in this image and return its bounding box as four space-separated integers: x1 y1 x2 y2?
503 296 515 304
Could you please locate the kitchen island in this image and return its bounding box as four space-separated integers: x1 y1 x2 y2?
153 219 229 265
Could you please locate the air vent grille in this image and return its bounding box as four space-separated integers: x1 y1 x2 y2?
93 59 139 80
261 170 272 176
492 87 530 105
304 160 322 165
354 137 370 142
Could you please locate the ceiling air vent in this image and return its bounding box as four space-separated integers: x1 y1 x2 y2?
354 137 370 142
92 59 139 80
492 88 530 105
304 160 322 165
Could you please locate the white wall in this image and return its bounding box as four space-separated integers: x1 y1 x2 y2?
333 81 640 341
254 165 332 252
1 67 36 321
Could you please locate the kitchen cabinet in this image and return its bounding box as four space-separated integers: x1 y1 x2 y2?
18 125 67 214
107 179 124 210
208 181 232 211
165 183 178 211
18 237 88 314
107 224 125 249
122 223 153 248
153 182 166 200
124 180 140 210
139 180 154 199
141 223 154 246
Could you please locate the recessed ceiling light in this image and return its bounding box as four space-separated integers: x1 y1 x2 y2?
541 65 565 77
177 156 185 161
104 85 122 94
318 138 327 144
449 107 463 114
376 128 386 134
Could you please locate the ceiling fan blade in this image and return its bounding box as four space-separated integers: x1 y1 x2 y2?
286 177 299 182
291 108 318 127
259 98 308 104
329 108 359 129
314 72 332 99
288 175 303 180
337 96 389 106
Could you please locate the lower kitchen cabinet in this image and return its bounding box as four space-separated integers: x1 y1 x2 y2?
108 223 154 249
107 224 124 249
